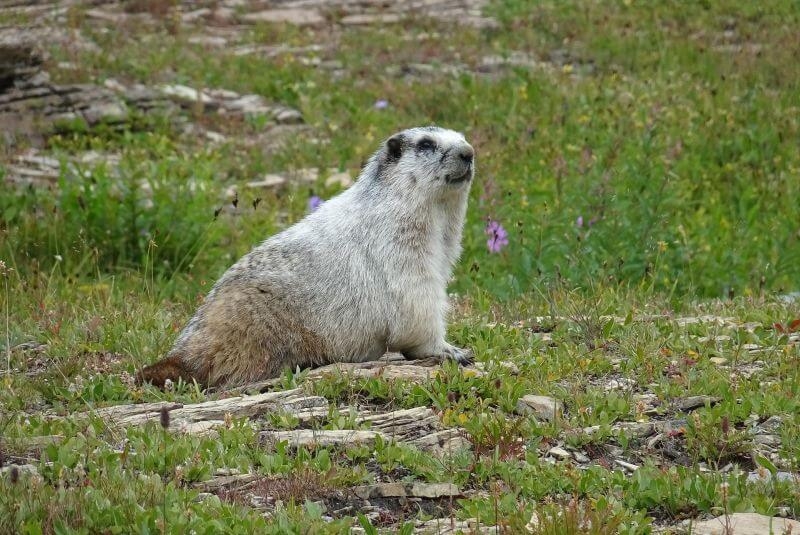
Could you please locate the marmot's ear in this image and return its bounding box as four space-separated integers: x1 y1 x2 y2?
386 135 403 160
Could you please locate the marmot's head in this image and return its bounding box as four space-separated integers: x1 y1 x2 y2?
370 126 475 199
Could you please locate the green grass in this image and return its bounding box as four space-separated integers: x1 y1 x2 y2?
2 0 800 533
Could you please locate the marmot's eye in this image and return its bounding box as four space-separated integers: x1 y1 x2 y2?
417 138 436 151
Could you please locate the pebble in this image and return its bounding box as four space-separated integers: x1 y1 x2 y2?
547 446 571 460
516 394 563 421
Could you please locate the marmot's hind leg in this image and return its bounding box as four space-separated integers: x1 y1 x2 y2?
136 354 199 388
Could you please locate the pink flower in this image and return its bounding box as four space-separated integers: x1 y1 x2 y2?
485 220 508 253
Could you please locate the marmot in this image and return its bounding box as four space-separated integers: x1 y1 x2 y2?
137 126 475 388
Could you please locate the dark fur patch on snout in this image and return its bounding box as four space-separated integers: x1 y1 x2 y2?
386 134 404 161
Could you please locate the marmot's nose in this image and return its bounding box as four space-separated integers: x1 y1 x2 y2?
459 146 474 164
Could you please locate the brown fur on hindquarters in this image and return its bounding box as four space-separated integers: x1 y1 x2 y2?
136 354 197 388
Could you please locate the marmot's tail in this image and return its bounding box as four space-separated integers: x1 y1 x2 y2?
136 355 197 388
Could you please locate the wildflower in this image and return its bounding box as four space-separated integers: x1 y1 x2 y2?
576 215 584 228
308 195 323 212
373 99 389 110
485 220 508 254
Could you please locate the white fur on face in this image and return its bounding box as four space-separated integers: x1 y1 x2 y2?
385 127 475 199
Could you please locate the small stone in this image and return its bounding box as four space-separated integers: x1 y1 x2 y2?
204 131 226 144
677 395 720 412
246 175 287 189
340 13 403 25
614 459 639 472
290 168 319 184
242 9 325 26
85 9 125 23
647 433 665 449
187 36 228 48
757 415 784 433
547 446 570 460
324 170 353 188
182 8 211 23
572 451 590 463
159 84 213 104
752 434 780 447
697 335 731 343
604 377 635 391
516 395 563 421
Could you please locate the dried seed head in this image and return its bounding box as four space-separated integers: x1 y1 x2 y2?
446 392 457 403
721 415 730 435
160 406 171 429
9 465 19 484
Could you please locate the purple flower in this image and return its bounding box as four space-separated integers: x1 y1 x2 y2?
308 195 323 212
576 215 584 228
485 220 509 254
373 99 389 110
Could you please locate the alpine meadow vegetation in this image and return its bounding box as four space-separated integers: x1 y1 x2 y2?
1 0 799 533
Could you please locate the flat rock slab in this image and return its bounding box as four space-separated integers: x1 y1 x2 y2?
690 513 800 535
242 8 325 26
353 482 460 500
0 29 303 148
92 388 328 434
260 406 470 456
231 355 481 395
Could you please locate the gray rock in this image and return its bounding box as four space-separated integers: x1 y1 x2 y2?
676 396 721 412
547 446 571 460
757 415 784 433
353 482 460 500
572 451 590 463
689 513 800 534
752 434 780 447
614 459 639 472
746 470 796 483
515 394 563 421
242 9 325 26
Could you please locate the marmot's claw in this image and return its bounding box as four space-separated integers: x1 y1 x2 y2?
448 347 474 366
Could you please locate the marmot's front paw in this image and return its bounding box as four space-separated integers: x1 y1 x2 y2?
445 345 474 366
